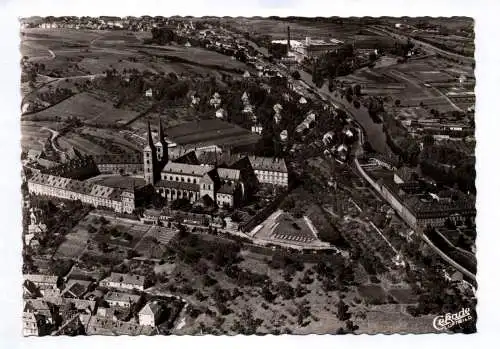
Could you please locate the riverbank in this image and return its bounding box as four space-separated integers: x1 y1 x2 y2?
297 68 390 154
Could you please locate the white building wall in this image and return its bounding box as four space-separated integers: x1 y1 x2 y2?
139 314 155 327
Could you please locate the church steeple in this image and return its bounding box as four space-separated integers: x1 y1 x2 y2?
143 119 158 185
159 117 165 144
147 119 155 149
158 116 169 163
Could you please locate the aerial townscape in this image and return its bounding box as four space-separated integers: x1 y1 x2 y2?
20 15 476 335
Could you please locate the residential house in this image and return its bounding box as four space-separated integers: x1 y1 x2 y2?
99 273 145 291
96 306 117 321
141 209 162 225
24 274 59 295
24 299 53 325
23 312 40 336
215 108 227 119
251 124 263 135
104 291 141 308
138 301 163 326
61 279 92 299
23 280 42 299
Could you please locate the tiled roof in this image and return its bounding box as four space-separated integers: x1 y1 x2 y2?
405 196 476 218
161 161 212 177
156 180 199 192
62 280 92 298
217 168 240 181
28 173 126 202
24 299 51 314
101 273 145 287
196 151 240 167
104 291 141 304
218 183 237 195
395 166 417 182
41 296 96 312
93 153 142 164
139 301 162 317
173 151 200 165
248 156 287 173
23 312 37 323
29 173 71 189
24 274 58 285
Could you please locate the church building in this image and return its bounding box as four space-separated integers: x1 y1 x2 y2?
143 118 248 208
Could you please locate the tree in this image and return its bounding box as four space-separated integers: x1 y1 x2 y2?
336 300 351 321
151 27 176 44
369 51 377 62
346 320 359 332
230 211 242 223
328 79 334 92
269 43 288 60
353 84 361 97
423 134 435 147
291 70 301 80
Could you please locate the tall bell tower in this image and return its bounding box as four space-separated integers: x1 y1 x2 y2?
143 120 157 185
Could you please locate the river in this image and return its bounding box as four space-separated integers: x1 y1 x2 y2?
243 37 389 154
298 68 389 154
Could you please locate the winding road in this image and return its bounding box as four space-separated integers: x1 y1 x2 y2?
41 126 65 154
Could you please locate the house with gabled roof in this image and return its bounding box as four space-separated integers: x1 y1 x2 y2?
99 272 145 291
24 274 59 295
104 291 142 308
138 301 163 326
61 279 92 299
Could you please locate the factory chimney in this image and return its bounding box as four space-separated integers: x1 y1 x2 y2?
287 26 291 49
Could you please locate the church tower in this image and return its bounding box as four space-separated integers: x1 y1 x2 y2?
156 116 169 164
143 120 157 185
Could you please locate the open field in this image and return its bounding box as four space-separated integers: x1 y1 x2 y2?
80 127 144 152
138 44 251 71
21 29 240 79
54 128 145 157
21 40 53 58
21 125 51 151
29 91 139 124
223 18 360 41
21 120 65 151
56 134 106 155
338 55 470 113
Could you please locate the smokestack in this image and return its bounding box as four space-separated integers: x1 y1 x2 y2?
287 26 291 49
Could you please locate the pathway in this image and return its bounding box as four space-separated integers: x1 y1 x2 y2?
41 126 65 154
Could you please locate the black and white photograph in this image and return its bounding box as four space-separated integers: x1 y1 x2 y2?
17 12 479 336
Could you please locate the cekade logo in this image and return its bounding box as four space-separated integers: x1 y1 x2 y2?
433 308 473 331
